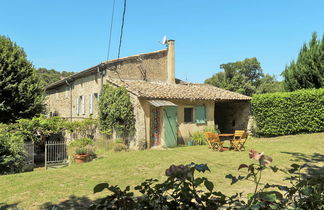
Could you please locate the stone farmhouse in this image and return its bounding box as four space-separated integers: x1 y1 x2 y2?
45 40 251 149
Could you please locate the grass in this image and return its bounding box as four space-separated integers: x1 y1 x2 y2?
1 133 324 209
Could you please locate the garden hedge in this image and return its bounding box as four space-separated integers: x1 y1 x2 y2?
252 88 324 136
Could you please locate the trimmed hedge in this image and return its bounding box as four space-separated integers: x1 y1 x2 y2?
252 88 324 136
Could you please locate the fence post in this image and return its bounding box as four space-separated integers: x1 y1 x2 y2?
45 141 47 170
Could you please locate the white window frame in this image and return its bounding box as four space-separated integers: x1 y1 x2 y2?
81 95 85 115
90 94 93 115
76 96 79 115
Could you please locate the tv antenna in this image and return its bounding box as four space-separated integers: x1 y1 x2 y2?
160 35 167 45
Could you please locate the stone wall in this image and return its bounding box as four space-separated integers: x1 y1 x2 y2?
107 50 168 82
45 50 168 120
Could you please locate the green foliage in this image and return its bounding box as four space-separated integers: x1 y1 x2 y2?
252 88 324 136
203 125 220 134
69 138 96 157
98 84 135 138
64 118 98 138
91 152 324 209
191 131 207 145
16 115 66 143
114 138 124 144
113 143 127 152
0 35 44 123
36 67 74 87
69 137 94 148
205 57 283 96
0 124 26 174
282 32 324 91
91 163 229 209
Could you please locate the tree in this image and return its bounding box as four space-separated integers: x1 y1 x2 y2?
36 67 74 87
282 32 324 91
98 84 135 139
0 36 44 123
205 58 282 96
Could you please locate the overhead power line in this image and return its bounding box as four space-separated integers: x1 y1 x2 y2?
106 0 116 61
117 0 127 60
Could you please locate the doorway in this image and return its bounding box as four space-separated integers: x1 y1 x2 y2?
163 106 177 147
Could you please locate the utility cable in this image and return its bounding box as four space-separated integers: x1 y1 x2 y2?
117 0 127 60
114 0 127 83
106 0 116 61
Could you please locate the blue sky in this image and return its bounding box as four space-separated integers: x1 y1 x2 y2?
1 0 323 83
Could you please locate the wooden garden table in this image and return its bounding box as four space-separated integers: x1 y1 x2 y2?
218 134 235 137
218 134 235 150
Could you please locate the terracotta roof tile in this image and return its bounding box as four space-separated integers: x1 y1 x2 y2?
107 79 251 101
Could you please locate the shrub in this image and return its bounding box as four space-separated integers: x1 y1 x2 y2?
91 151 324 209
0 124 26 174
16 115 66 143
114 138 124 144
203 125 220 133
64 118 98 139
252 88 324 136
69 137 94 148
69 138 96 160
191 131 207 145
98 84 135 139
113 143 127 152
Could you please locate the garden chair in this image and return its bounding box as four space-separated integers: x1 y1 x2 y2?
204 132 223 151
231 130 248 151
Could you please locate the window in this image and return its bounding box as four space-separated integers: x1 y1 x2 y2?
89 94 93 114
184 107 194 123
195 105 206 124
76 96 79 115
81 95 85 115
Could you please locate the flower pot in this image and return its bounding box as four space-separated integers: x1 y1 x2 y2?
74 154 89 164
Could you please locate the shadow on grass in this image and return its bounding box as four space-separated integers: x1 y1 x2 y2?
0 202 19 210
39 195 100 210
281 152 324 176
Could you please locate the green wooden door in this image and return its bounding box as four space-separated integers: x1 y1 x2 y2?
164 106 177 147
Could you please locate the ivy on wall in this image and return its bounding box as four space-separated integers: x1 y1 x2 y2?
98 84 135 138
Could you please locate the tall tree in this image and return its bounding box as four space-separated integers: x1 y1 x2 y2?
205 57 282 96
36 67 74 87
0 36 44 123
282 32 324 91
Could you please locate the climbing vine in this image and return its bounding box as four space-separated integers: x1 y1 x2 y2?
98 84 135 138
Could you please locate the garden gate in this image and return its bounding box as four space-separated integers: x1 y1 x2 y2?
45 140 68 169
24 142 34 166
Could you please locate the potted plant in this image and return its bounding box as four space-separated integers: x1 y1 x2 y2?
69 138 96 164
74 147 90 164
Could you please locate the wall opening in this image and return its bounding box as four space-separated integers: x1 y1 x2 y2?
214 101 250 133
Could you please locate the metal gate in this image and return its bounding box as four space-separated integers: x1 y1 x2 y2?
24 142 34 165
45 140 68 169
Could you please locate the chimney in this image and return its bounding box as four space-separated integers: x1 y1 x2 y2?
167 40 175 84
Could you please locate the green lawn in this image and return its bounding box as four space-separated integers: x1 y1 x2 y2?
1 133 324 209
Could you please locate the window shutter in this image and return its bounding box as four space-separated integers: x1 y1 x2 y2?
195 105 206 124
90 94 93 114
82 95 85 115
76 96 79 114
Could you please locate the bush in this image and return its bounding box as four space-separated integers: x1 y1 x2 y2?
69 137 94 148
191 131 207 145
252 88 324 136
114 138 124 144
69 138 96 160
203 125 220 133
0 124 26 174
113 143 127 152
98 84 135 139
91 151 324 209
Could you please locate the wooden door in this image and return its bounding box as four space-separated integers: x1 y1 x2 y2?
164 106 177 147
